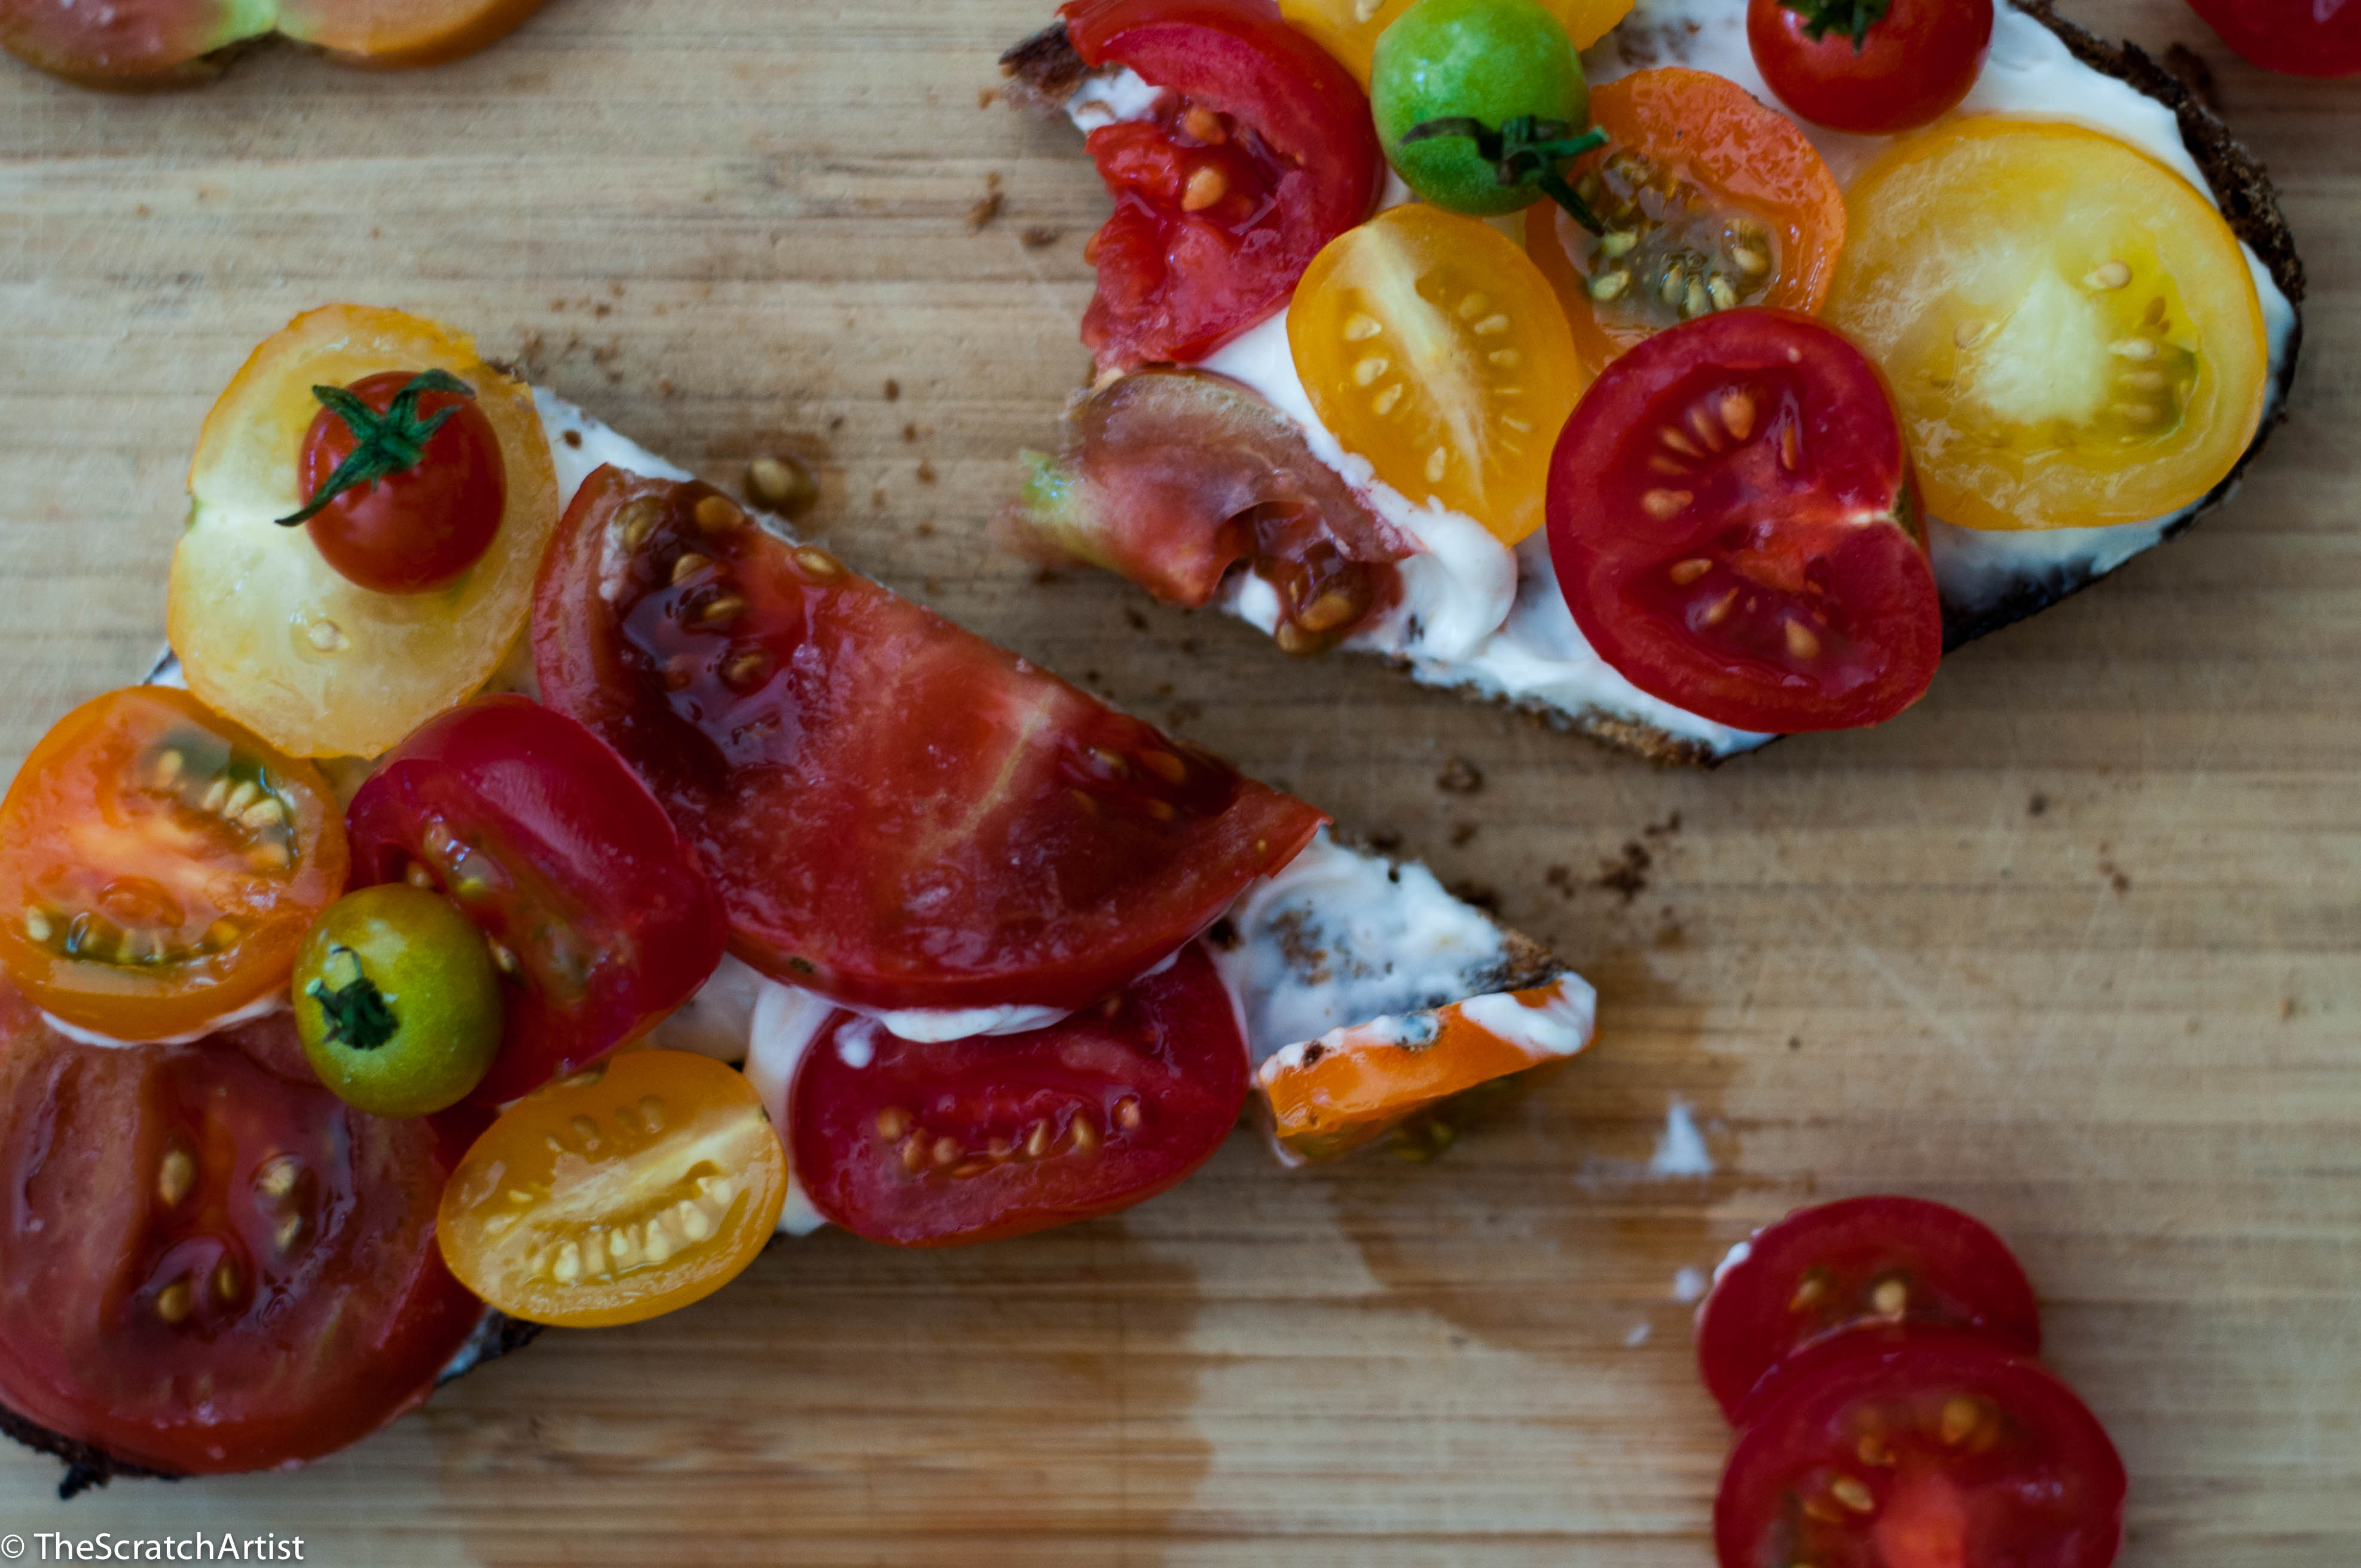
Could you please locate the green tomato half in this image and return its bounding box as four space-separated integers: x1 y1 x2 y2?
293 884 503 1118
1372 0 1590 216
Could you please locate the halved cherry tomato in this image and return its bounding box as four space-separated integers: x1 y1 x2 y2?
534 469 1324 1014
0 981 485 1475
792 942 1248 1246
1716 1329 2125 1568
1825 119 2270 533
1292 204 1585 544
171 305 560 759
1281 0 1630 84
1002 368 1414 652
289 369 508 595
1547 309 1941 734
1062 0 1383 369
1258 974 1593 1161
1527 68 1846 374
345 696 727 1107
438 1050 787 1327
1696 1195 2042 1420
2188 0 2361 78
1746 0 1993 136
0 0 549 86
0 686 348 1042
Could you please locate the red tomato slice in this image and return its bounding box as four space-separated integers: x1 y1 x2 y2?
0 980 486 1475
1716 1329 2125 1568
533 467 1325 1013
790 942 1248 1246
1697 1195 2042 1421
344 695 728 1106
1546 308 1942 734
1745 0 1993 136
1062 0 1383 368
2188 0 2361 78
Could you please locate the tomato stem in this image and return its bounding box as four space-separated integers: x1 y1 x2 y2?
1396 117 1611 233
274 369 478 528
306 945 400 1052
1776 0 1892 49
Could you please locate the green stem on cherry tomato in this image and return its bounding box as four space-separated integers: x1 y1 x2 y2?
274 368 478 528
1395 117 1611 233
1777 0 1893 49
306 944 399 1051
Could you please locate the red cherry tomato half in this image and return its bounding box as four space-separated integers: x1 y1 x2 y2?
295 369 508 595
791 942 1249 1246
344 695 728 1105
1546 308 1942 735
2186 0 2361 78
1062 0 1383 368
1746 0 1993 135
1716 1328 2125 1568
532 467 1324 1013
0 980 486 1475
1696 1195 2042 1421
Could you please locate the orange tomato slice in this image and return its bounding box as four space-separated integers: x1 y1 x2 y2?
0 687 347 1041
1526 67 1846 374
170 305 559 759
1281 0 1633 85
438 1051 788 1328
1257 976 1595 1162
276 0 550 68
1291 204 1586 545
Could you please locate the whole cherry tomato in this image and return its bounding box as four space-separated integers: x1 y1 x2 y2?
1746 0 1993 136
283 368 508 595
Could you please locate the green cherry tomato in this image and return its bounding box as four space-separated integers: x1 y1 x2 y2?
293 885 503 1118
1372 0 1590 216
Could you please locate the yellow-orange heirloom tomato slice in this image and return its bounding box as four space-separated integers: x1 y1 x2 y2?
438 1050 788 1329
1824 120 2270 533
170 304 559 759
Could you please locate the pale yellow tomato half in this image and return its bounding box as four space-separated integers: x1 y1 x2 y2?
1281 0 1631 85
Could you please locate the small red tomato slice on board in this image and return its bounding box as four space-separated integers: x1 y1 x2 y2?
1696 1195 2042 1421
791 943 1250 1247
0 980 487 1475
1716 1329 2125 1568
533 467 1325 1013
344 695 728 1107
1061 0 1383 369
1547 308 1941 735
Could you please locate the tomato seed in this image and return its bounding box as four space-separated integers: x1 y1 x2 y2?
2085 260 2133 291
876 1107 911 1140
1940 1396 1981 1446
156 1142 196 1206
793 545 844 579
155 1279 193 1325
1784 622 1822 661
1871 1276 1909 1317
1181 165 1228 212
1830 1476 1874 1513
694 495 746 534
671 552 711 585
213 1259 243 1304
1642 490 1693 521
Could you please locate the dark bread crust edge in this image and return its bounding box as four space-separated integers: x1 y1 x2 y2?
1000 5 2308 766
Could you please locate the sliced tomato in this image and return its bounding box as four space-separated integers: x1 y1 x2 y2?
1546 309 1942 734
1062 0 1383 369
0 0 549 85
1696 1196 2042 1422
2188 0 2361 78
1278 0 1629 85
0 686 348 1043
533 467 1325 1013
344 695 727 1107
1002 368 1413 652
438 1050 787 1327
1716 1329 2125 1568
0 980 485 1475
791 942 1248 1246
1746 0 1993 136
1527 68 1846 374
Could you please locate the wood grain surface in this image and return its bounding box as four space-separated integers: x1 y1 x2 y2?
1 1 2355 1561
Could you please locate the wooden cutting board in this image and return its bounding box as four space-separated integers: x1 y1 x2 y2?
1 1 2354 1560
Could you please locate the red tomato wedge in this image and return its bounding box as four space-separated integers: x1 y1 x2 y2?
2188 0 2361 78
344 695 728 1106
1547 309 1941 735
1716 1329 2125 1568
1697 1196 2043 1421
1062 0 1383 369
0 980 486 1475
533 467 1325 1013
790 942 1249 1246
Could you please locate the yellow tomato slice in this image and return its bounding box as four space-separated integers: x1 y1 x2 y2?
1257 977 1593 1162
276 0 550 68
437 1051 787 1328
1282 0 1632 84
170 305 560 759
1824 120 2269 533
1291 204 1586 544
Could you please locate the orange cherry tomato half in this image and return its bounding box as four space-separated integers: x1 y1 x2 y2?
1526 67 1846 374
0 687 348 1043
436 1050 787 1328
